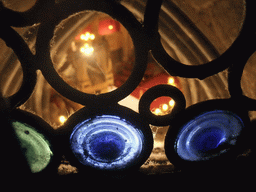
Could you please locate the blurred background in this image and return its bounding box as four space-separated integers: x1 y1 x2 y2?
0 0 254 174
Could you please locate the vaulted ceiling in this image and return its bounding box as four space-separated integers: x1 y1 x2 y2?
1 0 252 127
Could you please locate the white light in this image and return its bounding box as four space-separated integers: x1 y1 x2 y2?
169 99 175 107
154 108 161 116
90 34 95 40
80 32 95 41
168 77 175 86
108 25 114 30
162 104 169 111
59 116 67 124
80 43 94 56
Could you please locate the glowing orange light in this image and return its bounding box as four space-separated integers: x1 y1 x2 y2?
80 32 95 41
168 77 175 86
169 99 175 107
154 108 161 116
162 104 169 111
90 34 95 40
59 116 67 124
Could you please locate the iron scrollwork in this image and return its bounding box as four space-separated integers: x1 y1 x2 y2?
0 0 255 175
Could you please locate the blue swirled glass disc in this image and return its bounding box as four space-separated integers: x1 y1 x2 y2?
175 110 244 161
70 115 143 171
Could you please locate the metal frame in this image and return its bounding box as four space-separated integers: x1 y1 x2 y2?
0 0 255 175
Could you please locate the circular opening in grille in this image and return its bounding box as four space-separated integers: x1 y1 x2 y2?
175 110 244 161
52 11 134 95
70 115 144 171
159 0 245 65
1 0 36 12
150 96 175 116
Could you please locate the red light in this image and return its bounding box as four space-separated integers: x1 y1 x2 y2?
99 19 120 35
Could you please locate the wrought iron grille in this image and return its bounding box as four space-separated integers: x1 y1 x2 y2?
0 0 255 179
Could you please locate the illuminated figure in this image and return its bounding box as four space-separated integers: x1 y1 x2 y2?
65 34 114 94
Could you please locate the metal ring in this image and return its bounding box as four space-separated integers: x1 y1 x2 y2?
58 104 153 174
139 84 186 126
10 109 59 174
164 99 250 171
0 25 37 109
144 0 254 79
228 42 256 111
36 0 148 107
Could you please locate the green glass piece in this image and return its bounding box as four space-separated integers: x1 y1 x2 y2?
12 121 53 173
